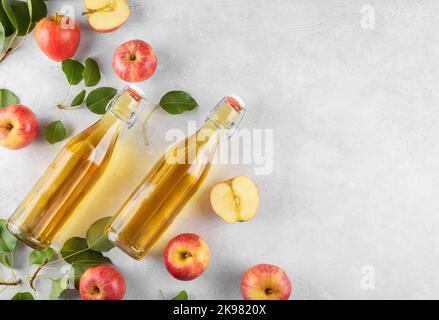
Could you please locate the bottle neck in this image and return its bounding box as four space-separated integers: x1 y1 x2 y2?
204 97 245 138
107 90 141 128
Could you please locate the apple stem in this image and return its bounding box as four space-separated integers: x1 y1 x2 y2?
29 259 48 291
265 288 279 295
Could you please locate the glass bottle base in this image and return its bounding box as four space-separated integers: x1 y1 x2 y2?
106 228 146 260
6 221 50 251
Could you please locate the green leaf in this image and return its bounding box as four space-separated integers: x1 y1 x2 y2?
27 0 47 23
11 292 34 300
159 91 198 115
61 237 112 289
62 59 85 86
0 2 15 37
172 291 189 300
83 58 101 87
0 219 17 253
86 87 117 115
0 88 19 108
0 23 4 52
71 264 89 290
86 217 115 252
70 89 86 107
60 237 88 263
1 0 17 30
10 0 32 36
60 237 111 265
29 247 55 265
49 276 68 300
0 253 11 268
44 120 67 144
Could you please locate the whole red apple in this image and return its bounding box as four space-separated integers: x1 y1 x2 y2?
241 264 292 300
79 265 126 300
112 39 157 82
164 233 210 281
34 15 80 62
0 104 38 150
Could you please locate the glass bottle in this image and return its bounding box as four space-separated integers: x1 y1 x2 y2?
106 95 246 260
7 86 144 250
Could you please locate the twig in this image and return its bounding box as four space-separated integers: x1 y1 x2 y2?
0 279 21 286
0 32 18 62
143 104 161 145
29 259 48 291
0 18 32 62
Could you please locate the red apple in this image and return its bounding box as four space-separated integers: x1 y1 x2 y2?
34 15 80 62
112 39 157 82
164 233 210 281
0 104 38 150
241 264 292 300
79 265 126 300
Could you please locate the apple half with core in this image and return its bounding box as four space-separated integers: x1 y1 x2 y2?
112 39 157 82
34 15 80 62
241 264 292 300
164 233 210 281
210 176 259 223
79 265 126 300
0 104 38 150
84 0 130 32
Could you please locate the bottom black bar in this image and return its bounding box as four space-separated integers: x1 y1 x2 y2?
3 300 438 318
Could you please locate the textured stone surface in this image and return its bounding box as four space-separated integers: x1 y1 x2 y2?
1 0 438 299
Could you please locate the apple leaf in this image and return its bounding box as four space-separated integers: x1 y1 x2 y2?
86 217 115 252
83 58 101 87
1 0 17 30
44 120 67 144
49 276 69 300
62 59 85 86
0 3 15 37
159 91 198 115
27 0 47 24
0 253 11 268
172 291 189 300
0 219 17 254
61 237 112 289
61 237 111 265
70 89 86 107
86 87 117 114
10 0 33 36
0 23 4 52
29 247 56 265
0 88 18 108
0 88 19 108
11 292 34 300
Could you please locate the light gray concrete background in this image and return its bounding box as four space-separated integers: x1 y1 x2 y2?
1 0 438 299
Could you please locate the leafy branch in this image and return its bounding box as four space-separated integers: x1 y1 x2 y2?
0 0 47 62
0 217 116 300
48 57 117 144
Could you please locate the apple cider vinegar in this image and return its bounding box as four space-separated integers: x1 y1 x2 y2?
106 95 246 260
7 86 144 250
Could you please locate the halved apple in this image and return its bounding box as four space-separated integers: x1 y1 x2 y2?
84 0 130 33
210 176 259 223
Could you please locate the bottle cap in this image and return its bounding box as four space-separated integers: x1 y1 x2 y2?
126 84 145 101
226 94 245 112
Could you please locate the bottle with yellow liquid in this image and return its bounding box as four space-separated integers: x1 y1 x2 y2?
7 86 144 250
106 95 246 260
